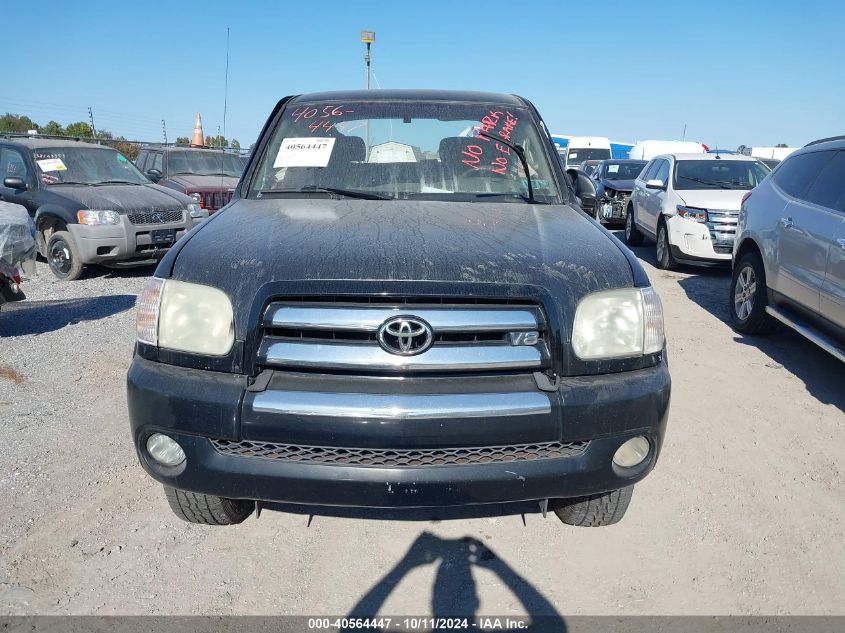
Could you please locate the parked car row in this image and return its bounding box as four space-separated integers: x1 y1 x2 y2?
0 135 253 280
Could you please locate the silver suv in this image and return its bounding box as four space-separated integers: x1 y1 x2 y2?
730 136 845 362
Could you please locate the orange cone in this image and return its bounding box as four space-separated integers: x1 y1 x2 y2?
191 113 204 147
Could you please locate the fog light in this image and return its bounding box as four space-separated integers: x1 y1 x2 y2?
146 433 186 467
613 436 650 468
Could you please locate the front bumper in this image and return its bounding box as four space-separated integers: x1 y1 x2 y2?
127 357 671 507
68 213 202 265
599 193 631 223
666 214 733 264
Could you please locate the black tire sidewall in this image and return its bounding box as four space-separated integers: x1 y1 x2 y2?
47 231 84 281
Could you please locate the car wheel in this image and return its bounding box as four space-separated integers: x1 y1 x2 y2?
47 231 85 281
655 221 677 270
624 204 644 246
552 485 634 527
164 486 254 525
730 251 776 334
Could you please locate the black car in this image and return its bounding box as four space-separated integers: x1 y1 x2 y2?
0 136 207 280
136 146 246 213
590 159 648 226
127 90 670 527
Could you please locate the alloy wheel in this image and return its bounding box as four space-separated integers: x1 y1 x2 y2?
734 265 757 321
656 227 667 263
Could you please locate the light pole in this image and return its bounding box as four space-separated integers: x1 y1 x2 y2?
360 30 375 155
361 30 375 90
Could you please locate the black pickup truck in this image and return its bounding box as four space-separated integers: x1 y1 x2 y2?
127 90 671 527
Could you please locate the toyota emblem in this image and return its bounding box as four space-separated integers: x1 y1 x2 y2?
377 316 434 356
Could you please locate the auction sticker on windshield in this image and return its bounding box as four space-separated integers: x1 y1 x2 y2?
36 158 67 172
273 137 336 168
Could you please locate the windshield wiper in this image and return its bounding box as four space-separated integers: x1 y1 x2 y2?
678 176 732 190
49 180 92 186
91 180 142 185
471 192 548 204
259 186 392 200
476 131 538 203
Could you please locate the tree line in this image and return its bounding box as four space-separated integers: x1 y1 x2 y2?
1 113 241 160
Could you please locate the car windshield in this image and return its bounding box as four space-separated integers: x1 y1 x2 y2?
33 147 148 186
250 100 562 203
674 160 770 190
604 162 646 180
168 151 246 177
567 148 610 164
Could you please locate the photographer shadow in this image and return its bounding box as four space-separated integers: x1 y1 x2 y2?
344 531 566 632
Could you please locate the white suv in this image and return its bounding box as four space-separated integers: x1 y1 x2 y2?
623 153 769 269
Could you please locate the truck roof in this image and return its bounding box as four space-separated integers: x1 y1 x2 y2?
288 89 527 106
0 136 113 151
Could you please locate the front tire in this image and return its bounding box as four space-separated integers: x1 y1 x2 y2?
164 486 254 525
47 231 84 281
624 204 644 246
552 486 634 527
655 221 678 270
730 251 776 334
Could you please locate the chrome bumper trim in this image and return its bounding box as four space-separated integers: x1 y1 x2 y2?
251 390 551 420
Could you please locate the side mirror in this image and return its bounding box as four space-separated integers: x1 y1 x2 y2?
3 177 27 190
645 179 665 190
567 168 597 213
146 169 162 183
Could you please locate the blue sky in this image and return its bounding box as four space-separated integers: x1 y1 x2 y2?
3 0 842 149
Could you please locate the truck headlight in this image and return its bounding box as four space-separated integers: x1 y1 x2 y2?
77 210 120 225
572 287 664 360
135 277 234 356
190 192 202 204
187 203 205 218
676 205 708 223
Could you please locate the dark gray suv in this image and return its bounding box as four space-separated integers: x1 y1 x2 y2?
731 136 845 362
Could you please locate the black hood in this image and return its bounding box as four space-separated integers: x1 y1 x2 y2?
169 198 635 336
599 178 637 193
48 183 192 213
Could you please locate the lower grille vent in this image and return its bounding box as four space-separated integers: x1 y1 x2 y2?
211 439 589 467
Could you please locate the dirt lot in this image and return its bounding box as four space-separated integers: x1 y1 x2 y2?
0 239 843 617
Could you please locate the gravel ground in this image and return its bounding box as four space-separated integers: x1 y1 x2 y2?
0 245 843 617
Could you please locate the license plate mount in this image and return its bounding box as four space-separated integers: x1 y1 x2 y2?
151 229 176 245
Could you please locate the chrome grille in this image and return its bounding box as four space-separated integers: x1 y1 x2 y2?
706 209 739 253
127 210 184 225
258 299 549 374
211 438 589 467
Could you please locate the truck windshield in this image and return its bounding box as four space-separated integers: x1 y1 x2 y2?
168 151 246 177
250 100 562 203
604 162 647 180
674 160 770 190
567 148 611 164
33 147 149 186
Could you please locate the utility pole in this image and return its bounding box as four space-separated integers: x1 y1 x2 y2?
88 106 97 140
682 124 687 141
162 120 168 144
